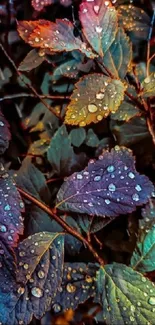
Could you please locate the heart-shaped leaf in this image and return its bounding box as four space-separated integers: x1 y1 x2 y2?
1 232 64 325
101 27 132 79
79 0 118 56
56 146 153 217
52 263 97 313
65 74 126 126
17 20 96 59
0 165 24 247
0 109 11 154
95 263 155 324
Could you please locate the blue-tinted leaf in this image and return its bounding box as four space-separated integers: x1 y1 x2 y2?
69 128 86 147
0 165 24 247
77 215 113 234
53 59 79 81
3 233 64 325
85 129 100 147
56 147 153 217
52 263 97 313
0 109 11 154
95 263 155 324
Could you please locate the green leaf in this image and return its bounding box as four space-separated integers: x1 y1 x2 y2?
101 28 132 79
95 263 155 324
69 128 86 147
18 49 45 71
85 129 100 147
53 59 80 81
65 74 126 126
141 73 155 97
79 0 118 57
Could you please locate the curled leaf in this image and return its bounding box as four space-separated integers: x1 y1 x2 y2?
65 73 126 126
56 146 153 217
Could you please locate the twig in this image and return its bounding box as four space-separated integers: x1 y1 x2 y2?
0 42 63 119
0 93 70 102
146 9 155 77
147 117 155 145
18 187 104 266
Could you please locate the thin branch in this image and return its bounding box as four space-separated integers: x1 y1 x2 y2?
147 117 155 145
18 187 104 266
0 42 63 119
0 93 70 102
146 9 155 77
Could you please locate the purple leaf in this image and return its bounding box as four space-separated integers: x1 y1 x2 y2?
56 146 154 217
0 109 11 154
0 165 24 247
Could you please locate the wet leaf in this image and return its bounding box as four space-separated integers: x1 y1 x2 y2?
53 263 97 313
56 146 154 217
17 20 96 59
101 28 132 79
95 263 155 324
0 165 24 247
69 128 86 148
85 129 100 147
5 233 64 325
77 214 113 234
65 74 126 126
118 5 151 40
79 0 117 56
141 73 155 97
0 109 11 154
18 49 45 71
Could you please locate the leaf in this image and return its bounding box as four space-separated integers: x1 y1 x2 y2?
101 28 132 79
118 5 151 40
47 125 85 176
69 128 86 147
130 223 155 273
110 116 150 146
65 74 126 126
85 129 100 147
0 109 11 154
141 73 155 97
0 165 24 247
79 0 118 57
18 49 45 71
77 214 113 234
53 59 80 81
56 146 154 217
3 233 64 325
95 263 155 324
52 263 97 313
17 20 96 59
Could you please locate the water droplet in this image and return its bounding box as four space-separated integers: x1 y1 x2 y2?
96 92 104 100
144 76 151 84
85 275 93 283
0 225 7 232
19 251 25 257
93 5 99 14
79 121 86 127
132 193 139 201
77 174 83 180
94 175 101 181
53 303 61 313
95 26 103 33
130 316 135 322
88 104 98 113
66 283 76 293
23 263 29 270
35 37 40 43
148 297 155 305
38 270 45 279
130 305 135 312
128 172 135 179
17 287 25 295
4 204 11 211
105 199 110 205
107 165 115 173
108 183 116 192
135 184 142 192
96 114 103 121
31 287 43 298
20 202 24 209
0 121 4 127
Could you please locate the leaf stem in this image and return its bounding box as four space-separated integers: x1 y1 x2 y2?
0 42 63 119
0 93 70 102
17 187 105 266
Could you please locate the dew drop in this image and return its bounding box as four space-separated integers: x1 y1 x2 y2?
0 225 7 232
38 270 45 279
130 316 135 322
132 193 139 201
53 303 61 313
94 175 101 181
96 114 103 121
96 92 104 100
107 165 115 173
77 174 83 180
95 26 103 33
0 121 4 127
144 76 151 84
23 263 29 270
108 183 116 192
4 204 11 211
20 202 24 209
135 184 142 192
79 121 86 127
66 283 76 293
148 297 155 305
93 5 99 13
17 287 25 295
35 37 40 43
31 287 43 298
88 104 98 113
19 251 25 257
128 172 135 179
105 199 110 205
